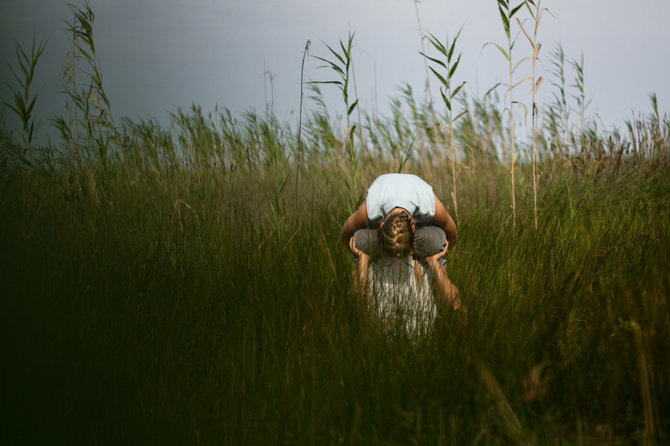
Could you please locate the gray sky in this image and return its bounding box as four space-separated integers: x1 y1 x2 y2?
1 0 668 142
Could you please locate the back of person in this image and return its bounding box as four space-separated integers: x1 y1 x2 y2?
366 173 436 226
342 173 462 321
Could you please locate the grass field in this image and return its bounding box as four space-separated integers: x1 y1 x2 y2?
2 139 669 444
2 2 670 444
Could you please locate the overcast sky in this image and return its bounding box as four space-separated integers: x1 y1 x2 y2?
1 0 668 141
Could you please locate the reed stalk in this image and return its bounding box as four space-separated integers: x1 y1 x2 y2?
3 37 47 165
631 321 659 446
296 39 311 219
493 0 529 227
518 0 546 230
54 1 118 168
311 31 361 212
547 43 570 154
421 29 467 225
413 0 430 149
570 53 590 151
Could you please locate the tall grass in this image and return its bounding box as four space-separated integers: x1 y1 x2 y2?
3 36 47 164
546 43 570 154
2 145 668 444
311 31 361 212
518 0 546 230
1 2 669 444
421 28 467 225
492 0 528 227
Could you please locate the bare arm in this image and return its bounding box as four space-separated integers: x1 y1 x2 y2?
349 236 370 297
341 200 370 248
424 243 461 311
432 195 458 248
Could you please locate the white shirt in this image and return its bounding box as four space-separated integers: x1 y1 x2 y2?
366 173 436 225
368 256 437 333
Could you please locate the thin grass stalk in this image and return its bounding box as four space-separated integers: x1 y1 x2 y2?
400 83 424 168
263 60 270 115
520 0 546 231
311 31 360 212
570 53 590 153
494 0 527 226
470 351 528 444
71 40 79 161
413 1 448 165
296 40 310 160
296 40 311 222
631 321 659 445
421 29 466 225
548 43 570 154
508 23 517 227
413 0 429 149
349 50 365 153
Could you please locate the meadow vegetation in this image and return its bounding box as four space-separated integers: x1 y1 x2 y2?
1 1 669 444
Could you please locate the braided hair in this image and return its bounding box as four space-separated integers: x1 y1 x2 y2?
379 209 417 259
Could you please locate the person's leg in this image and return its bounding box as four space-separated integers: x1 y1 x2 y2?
356 225 447 258
353 228 381 256
414 225 448 258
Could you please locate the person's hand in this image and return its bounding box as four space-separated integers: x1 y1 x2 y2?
349 236 370 260
424 240 449 265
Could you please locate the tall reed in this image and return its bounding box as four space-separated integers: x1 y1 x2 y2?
492 0 529 226
570 53 590 147
518 0 547 230
421 29 467 224
412 0 431 150
546 43 570 154
311 31 361 212
3 37 47 165
53 1 117 168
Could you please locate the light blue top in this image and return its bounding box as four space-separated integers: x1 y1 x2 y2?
366 173 436 225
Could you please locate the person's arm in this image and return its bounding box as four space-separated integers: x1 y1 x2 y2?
349 236 370 297
431 195 458 248
424 243 461 311
340 200 369 248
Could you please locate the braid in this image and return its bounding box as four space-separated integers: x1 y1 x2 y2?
408 214 417 255
380 209 416 259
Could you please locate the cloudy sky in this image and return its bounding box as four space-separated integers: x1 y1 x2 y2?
1 0 668 141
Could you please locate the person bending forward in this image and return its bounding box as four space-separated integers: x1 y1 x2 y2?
341 173 461 313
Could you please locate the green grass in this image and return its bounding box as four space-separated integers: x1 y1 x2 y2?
1 153 668 444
